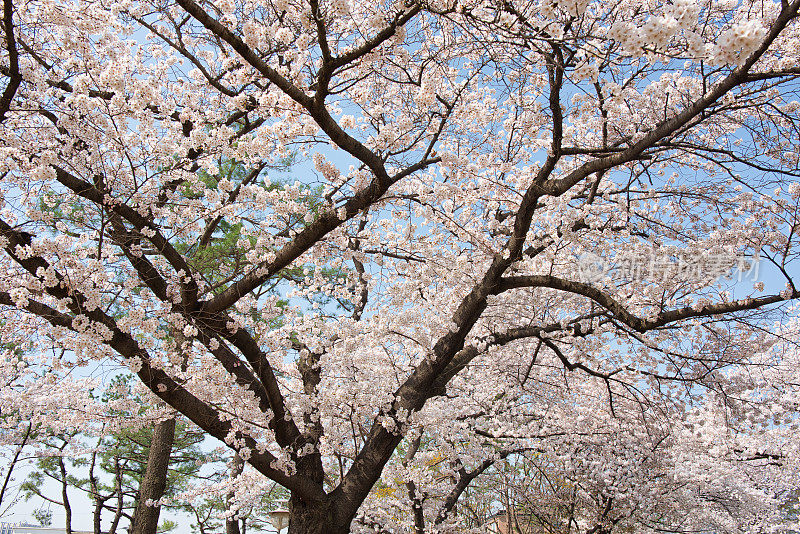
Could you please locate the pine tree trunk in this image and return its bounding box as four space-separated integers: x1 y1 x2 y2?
225 453 244 534
130 416 177 534
59 457 72 534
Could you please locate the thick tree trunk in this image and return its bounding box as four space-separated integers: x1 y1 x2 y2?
130 416 177 534
286 496 345 534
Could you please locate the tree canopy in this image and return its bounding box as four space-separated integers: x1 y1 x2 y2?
2 0 800 531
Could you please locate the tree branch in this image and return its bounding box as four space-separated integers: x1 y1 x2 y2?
0 0 21 122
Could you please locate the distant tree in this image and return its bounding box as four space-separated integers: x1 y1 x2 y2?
21 434 78 534
20 378 204 534
182 451 286 534
32 507 53 527
0 420 31 518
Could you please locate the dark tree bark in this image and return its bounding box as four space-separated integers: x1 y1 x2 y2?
225 453 244 534
59 456 73 534
89 451 103 534
286 495 342 534
108 457 125 534
130 416 177 534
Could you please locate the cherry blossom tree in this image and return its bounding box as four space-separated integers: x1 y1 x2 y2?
2 0 800 531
